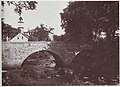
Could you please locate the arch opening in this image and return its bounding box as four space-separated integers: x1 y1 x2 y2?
20 50 65 79
21 50 65 68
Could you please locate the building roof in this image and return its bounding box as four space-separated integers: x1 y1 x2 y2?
10 32 29 40
21 33 29 38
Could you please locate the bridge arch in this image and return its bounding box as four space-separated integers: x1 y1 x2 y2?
21 50 65 69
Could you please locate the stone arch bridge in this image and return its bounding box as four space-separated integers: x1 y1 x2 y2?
2 41 92 69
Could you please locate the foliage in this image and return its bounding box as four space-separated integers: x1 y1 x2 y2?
53 35 66 41
60 1 119 43
2 21 21 41
1 1 38 16
71 47 119 85
28 24 53 41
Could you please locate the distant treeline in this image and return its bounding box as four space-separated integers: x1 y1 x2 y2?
2 22 53 41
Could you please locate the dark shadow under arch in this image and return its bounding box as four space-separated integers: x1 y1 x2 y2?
21 50 65 68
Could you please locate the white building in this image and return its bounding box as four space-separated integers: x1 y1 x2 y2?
10 33 28 42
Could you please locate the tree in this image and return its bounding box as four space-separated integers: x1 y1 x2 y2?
28 24 53 41
53 35 66 41
2 22 21 41
1 1 38 16
61 2 119 84
60 1 119 43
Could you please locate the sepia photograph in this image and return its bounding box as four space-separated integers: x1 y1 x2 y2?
1 0 119 86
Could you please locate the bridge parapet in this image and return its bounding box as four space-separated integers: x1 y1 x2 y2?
2 41 93 69
2 41 51 68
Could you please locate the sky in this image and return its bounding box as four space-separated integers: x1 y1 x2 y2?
2 1 68 36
